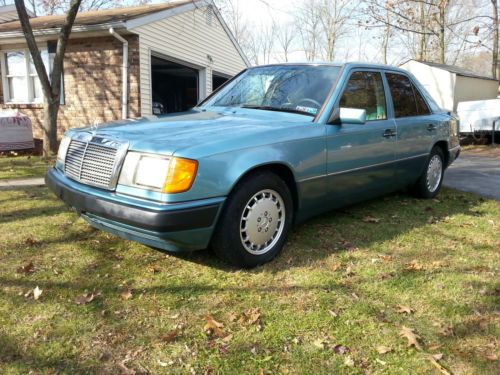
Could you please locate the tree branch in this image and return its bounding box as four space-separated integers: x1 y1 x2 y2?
51 0 82 98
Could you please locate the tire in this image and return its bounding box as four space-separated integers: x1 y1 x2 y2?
211 171 293 268
412 146 445 199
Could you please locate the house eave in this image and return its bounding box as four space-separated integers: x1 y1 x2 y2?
0 21 127 40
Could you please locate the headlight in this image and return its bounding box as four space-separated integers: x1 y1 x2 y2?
118 152 198 194
57 136 71 165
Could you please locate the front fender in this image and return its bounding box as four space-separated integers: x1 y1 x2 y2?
164 136 327 204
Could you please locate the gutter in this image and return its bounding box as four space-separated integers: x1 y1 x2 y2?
0 22 126 39
109 27 128 120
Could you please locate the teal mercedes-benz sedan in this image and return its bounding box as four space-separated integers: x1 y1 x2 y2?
46 63 460 267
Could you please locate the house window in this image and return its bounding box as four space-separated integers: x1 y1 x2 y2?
1 49 49 104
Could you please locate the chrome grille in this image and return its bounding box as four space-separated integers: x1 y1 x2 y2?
64 139 121 190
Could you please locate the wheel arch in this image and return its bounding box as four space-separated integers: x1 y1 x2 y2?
433 140 449 167
229 162 300 215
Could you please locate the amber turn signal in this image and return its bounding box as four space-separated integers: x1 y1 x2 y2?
162 157 198 194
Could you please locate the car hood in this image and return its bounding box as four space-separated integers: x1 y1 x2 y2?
67 108 315 158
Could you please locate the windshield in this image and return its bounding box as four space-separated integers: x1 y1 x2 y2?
204 65 341 116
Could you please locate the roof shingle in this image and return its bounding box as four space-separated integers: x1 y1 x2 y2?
0 1 192 33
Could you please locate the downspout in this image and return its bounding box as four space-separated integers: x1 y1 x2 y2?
109 27 128 119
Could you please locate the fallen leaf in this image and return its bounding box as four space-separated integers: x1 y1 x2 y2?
157 359 169 367
313 338 328 349
376 345 392 354
25 237 39 247
485 354 497 361
228 312 238 322
16 262 35 275
328 310 338 318
160 330 180 343
438 325 454 337
379 255 392 262
399 326 422 350
121 288 133 300
75 292 95 305
203 315 225 337
375 358 387 365
362 215 380 223
117 360 136 375
236 308 263 331
345 266 355 276
428 343 443 351
331 262 342 271
344 356 355 367
396 305 414 314
405 262 424 271
222 334 233 343
33 286 42 300
241 308 261 325
148 265 161 273
333 344 349 354
432 353 444 361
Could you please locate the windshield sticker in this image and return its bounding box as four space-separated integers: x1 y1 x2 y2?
295 106 318 115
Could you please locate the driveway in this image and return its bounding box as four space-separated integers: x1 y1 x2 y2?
443 152 500 200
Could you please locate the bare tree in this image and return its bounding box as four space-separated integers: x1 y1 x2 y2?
296 0 323 61
318 0 354 61
492 0 499 78
214 0 250 52
275 21 295 62
15 0 82 156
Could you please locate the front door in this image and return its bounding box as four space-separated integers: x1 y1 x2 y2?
326 70 396 207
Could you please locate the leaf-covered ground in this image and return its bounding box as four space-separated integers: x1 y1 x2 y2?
0 186 498 374
0 156 53 181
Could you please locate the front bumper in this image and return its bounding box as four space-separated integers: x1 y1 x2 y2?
45 168 224 251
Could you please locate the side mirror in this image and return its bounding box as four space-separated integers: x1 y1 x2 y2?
339 107 366 125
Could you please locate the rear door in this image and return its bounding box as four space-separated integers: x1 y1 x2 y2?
385 72 436 185
326 70 396 206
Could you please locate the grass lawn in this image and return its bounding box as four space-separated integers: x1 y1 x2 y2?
0 156 54 181
0 186 498 374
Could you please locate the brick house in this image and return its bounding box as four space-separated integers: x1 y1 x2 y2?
0 1 249 139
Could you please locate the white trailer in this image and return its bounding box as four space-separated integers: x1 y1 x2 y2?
457 99 500 135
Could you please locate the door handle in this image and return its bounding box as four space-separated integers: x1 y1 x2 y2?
383 129 397 138
427 124 437 131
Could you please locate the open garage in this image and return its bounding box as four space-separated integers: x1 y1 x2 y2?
151 56 199 115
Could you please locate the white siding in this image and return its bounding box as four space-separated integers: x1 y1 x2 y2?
454 76 499 108
401 60 455 111
132 7 247 116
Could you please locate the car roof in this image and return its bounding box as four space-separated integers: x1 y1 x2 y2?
250 62 410 74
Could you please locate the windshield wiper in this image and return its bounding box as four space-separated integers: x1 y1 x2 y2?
241 105 316 117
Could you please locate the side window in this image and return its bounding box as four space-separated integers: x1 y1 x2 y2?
414 86 430 115
386 73 418 117
386 73 430 117
339 71 387 121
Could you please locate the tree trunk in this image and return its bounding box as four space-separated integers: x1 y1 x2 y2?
43 97 60 156
418 1 426 60
438 1 447 64
492 0 499 79
15 0 82 157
